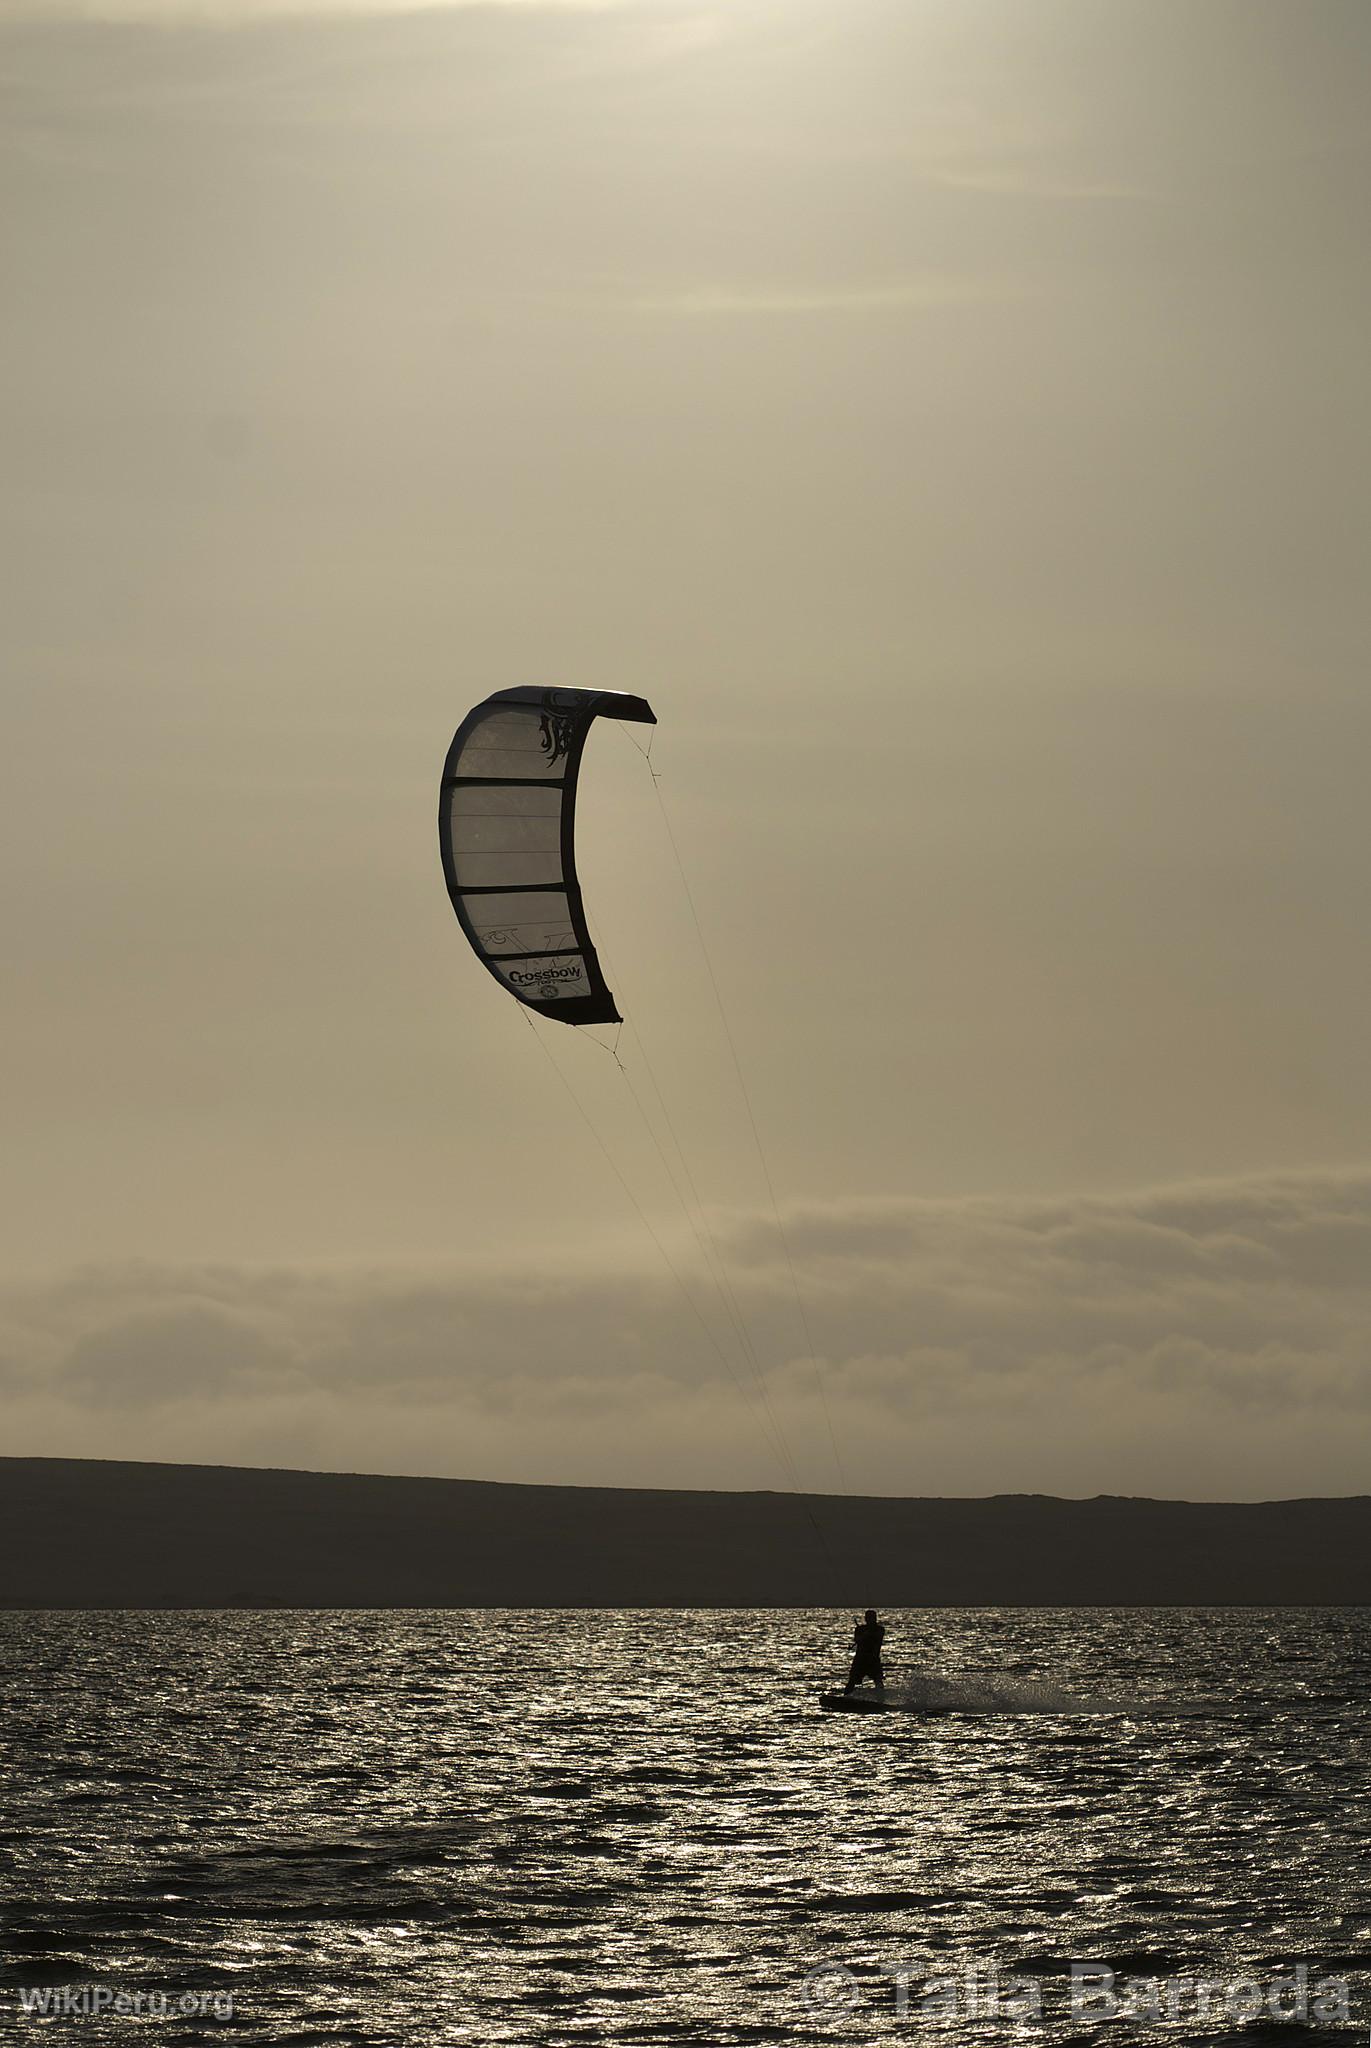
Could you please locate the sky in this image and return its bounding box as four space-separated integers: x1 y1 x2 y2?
2 0 1368 1497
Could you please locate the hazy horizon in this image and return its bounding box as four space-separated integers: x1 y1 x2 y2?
3 0 1368 1497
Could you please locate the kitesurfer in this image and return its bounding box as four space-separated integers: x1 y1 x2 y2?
844 1609 887 1692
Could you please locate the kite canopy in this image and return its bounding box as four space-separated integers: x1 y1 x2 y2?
439 686 656 1025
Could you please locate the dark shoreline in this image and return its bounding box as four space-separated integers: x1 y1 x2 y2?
3 1457 1369 1606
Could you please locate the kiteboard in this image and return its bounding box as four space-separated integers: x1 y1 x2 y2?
821 1674 1104 1716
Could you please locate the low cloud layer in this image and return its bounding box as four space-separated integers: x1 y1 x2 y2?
6 1167 1370 1499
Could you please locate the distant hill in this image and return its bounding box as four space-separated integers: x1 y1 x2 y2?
2 1458 1369 1605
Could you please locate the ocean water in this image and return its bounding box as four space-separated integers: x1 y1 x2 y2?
2 1608 1369 2045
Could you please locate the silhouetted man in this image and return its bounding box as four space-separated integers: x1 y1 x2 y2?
844 1609 886 1692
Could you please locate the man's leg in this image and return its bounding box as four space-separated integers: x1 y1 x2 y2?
844 1653 864 1693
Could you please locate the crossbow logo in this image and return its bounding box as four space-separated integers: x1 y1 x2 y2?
538 691 583 770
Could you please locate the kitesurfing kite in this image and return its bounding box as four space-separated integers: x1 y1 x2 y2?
439 687 656 1025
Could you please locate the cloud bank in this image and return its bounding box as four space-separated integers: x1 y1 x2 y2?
5 1166 1369 1498
0 0 634 20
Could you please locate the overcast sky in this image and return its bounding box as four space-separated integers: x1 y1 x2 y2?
3 0 1368 1496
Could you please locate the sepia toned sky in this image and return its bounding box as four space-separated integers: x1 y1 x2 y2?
3 0 1368 1497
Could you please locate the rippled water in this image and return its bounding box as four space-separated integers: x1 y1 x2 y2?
3 1609 1370 2044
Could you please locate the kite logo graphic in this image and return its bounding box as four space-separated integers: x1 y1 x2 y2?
538 692 582 769
509 962 583 989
